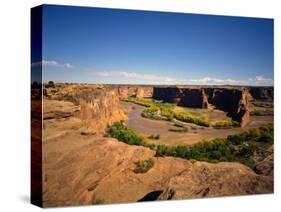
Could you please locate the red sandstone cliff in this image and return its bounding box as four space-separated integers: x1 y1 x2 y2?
44 85 127 134
153 87 250 126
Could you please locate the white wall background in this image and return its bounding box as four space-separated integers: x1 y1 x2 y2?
0 0 280 211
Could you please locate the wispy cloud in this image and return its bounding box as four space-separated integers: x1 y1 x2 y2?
189 76 273 86
249 76 273 85
31 60 74 69
95 71 176 84
190 77 241 84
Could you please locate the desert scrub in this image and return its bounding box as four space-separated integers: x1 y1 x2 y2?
227 123 273 145
107 122 156 149
125 98 211 127
106 122 146 146
124 97 155 107
156 138 236 162
107 121 273 169
133 158 154 173
155 123 273 167
92 198 105 205
168 128 188 132
212 120 240 129
148 134 160 139
173 113 210 127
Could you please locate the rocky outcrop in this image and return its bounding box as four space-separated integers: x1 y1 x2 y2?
206 88 250 127
254 145 274 176
136 88 145 98
158 161 273 200
153 87 250 126
44 85 127 134
113 85 153 99
43 100 80 120
43 137 273 207
249 87 273 101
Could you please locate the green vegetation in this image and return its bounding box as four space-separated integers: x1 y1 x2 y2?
212 120 240 129
125 97 239 128
173 112 210 127
107 122 273 168
154 123 273 167
148 134 160 140
155 138 236 162
106 122 146 146
168 128 188 133
106 122 155 150
92 198 105 205
133 158 154 173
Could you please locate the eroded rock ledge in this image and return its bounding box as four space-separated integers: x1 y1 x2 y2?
43 138 273 207
44 84 127 134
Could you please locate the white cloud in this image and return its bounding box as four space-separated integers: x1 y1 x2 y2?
189 76 273 86
95 71 176 84
31 60 74 69
254 76 273 82
190 77 241 84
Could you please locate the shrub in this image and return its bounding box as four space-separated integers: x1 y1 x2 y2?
126 97 210 127
106 114 273 169
133 158 154 173
168 128 188 133
173 113 210 127
156 145 175 157
148 134 160 140
212 120 240 129
236 143 256 158
93 199 105 205
107 122 146 146
144 143 156 150
227 123 273 144
174 145 190 158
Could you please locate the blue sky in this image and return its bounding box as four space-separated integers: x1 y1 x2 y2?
36 4 274 85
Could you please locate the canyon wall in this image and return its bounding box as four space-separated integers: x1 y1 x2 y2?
153 87 250 126
112 85 153 98
44 85 127 134
248 87 273 101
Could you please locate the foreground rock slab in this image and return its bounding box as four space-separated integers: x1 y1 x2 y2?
43 136 273 207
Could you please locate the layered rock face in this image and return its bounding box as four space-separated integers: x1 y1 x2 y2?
44 85 127 134
249 87 273 101
113 85 153 99
206 88 250 126
153 87 250 126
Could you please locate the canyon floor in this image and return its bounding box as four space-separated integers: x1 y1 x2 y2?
122 101 273 146
39 85 274 207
